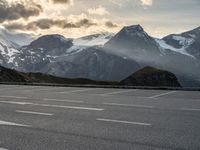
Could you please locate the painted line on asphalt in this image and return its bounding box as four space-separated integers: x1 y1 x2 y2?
0 87 19 91
180 108 200 112
31 103 104 111
59 88 97 94
0 101 32 105
0 148 9 150
0 120 30 127
103 103 154 108
100 89 138 96
97 118 152 126
0 100 103 111
0 96 27 99
148 91 177 99
24 87 68 92
44 98 84 103
0 86 40 91
16 110 53 116
23 88 53 92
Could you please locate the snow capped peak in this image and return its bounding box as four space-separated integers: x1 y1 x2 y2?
30 34 72 47
123 24 144 32
27 34 73 52
119 24 149 39
35 34 70 42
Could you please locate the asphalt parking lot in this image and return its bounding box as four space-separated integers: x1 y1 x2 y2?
0 85 200 150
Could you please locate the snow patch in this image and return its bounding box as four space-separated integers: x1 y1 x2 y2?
155 39 194 58
189 34 196 38
73 33 113 47
172 35 194 47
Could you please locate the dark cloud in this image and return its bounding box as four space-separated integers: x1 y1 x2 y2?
4 18 98 31
0 0 43 23
4 18 118 31
51 0 72 4
105 21 118 28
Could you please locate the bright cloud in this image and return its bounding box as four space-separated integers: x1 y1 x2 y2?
88 6 110 16
140 0 153 6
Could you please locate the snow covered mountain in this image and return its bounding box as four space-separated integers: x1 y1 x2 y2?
0 26 36 67
159 26 200 59
13 34 140 81
104 25 163 62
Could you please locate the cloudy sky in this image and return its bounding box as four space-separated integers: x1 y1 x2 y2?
0 0 200 38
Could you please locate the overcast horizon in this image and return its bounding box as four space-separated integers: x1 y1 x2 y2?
0 0 200 38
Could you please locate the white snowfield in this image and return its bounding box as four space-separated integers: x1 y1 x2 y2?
66 33 114 54
155 38 195 58
73 33 113 47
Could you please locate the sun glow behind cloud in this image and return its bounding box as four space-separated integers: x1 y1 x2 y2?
140 0 153 6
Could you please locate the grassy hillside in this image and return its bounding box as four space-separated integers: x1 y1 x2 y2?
120 66 181 87
0 66 115 85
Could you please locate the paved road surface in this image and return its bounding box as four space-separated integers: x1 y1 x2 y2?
0 85 200 150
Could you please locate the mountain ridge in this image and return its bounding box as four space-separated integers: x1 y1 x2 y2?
1 25 200 87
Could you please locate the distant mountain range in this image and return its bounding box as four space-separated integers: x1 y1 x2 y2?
0 25 200 87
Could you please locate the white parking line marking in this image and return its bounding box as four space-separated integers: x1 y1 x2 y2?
44 98 84 103
24 87 67 92
97 118 152 126
0 148 9 150
59 88 97 94
103 103 154 108
148 91 177 99
0 96 27 99
0 101 32 105
0 87 18 91
96 89 137 96
23 89 52 92
0 120 29 127
180 108 200 112
16 110 53 116
31 103 104 111
0 100 103 111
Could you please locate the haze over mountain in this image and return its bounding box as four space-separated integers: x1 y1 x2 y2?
0 25 200 87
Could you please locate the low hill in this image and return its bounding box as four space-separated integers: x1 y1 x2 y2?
0 66 115 85
0 65 181 87
120 66 181 87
